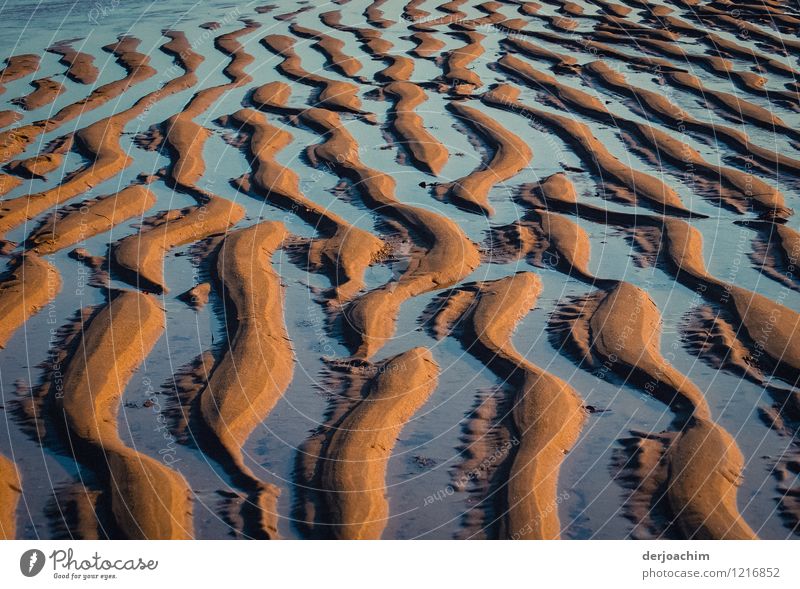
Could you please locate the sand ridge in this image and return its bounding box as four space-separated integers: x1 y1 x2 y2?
27 185 157 255
47 42 99 84
284 106 480 358
310 348 439 539
261 34 370 116
385 81 450 175
483 82 691 214
58 290 193 539
429 272 586 539
197 221 292 538
0 37 156 164
289 23 364 79
0 454 21 539
0 254 61 348
225 107 386 303
0 30 204 238
503 172 757 539
446 101 532 215
522 171 800 389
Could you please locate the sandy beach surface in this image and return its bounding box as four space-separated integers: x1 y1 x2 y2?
0 0 799 539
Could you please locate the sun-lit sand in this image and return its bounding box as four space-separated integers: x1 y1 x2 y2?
0 0 798 540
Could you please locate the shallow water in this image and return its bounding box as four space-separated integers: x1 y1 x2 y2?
1 0 799 540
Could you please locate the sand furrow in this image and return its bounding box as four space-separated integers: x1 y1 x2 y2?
594 16 687 43
59 290 193 539
340 213 479 359
533 209 593 278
